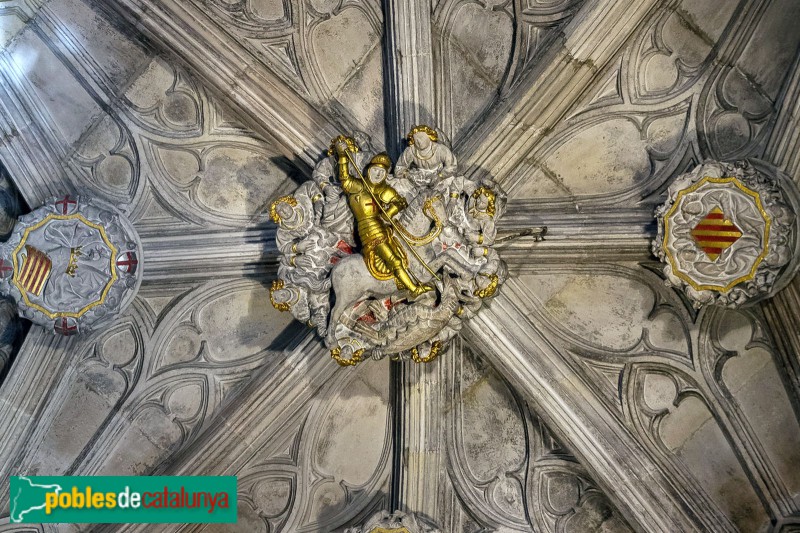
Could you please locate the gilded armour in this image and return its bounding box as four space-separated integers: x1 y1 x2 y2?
337 150 430 295
271 127 510 366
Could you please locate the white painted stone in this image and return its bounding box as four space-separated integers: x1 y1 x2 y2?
0 0 798 531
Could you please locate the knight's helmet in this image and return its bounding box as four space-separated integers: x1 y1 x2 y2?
365 153 392 183
369 153 392 170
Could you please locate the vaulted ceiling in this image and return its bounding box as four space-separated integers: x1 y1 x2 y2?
0 0 799 531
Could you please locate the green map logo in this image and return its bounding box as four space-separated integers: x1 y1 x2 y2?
10 476 64 523
9 476 237 524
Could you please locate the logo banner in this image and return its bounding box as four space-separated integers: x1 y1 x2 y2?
10 476 237 524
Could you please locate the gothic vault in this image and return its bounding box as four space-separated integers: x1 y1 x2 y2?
0 0 799 531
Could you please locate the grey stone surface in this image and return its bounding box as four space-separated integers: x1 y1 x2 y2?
0 0 798 531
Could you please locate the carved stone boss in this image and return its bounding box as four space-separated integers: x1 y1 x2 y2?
654 160 800 308
343 510 441 533
0 195 143 336
271 126 508 365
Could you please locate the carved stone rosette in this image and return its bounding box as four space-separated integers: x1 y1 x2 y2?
653 160 800 308
0 195 143 335
343 510 441 533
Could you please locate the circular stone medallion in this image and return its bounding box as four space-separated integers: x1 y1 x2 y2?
0 195 143 335
662 176 770 292
654 160 800 308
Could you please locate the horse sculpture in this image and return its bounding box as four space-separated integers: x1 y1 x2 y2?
326 187 493 348
271 127 510 365
327 192 444 345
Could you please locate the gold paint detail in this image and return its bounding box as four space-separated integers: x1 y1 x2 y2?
472 186 496 218
339 147 439 288
662 176 771 293
411 341 442 363
369 153 392 169
474 273 499 298
405 124 438 145
331 347 365 367
17 245 52 296
363 232 409 282
327 135 359 156
269 279 291 312
393 195 443 246
12 214 118 319
269 195 298 224
66 247 82 277
689 207 742 261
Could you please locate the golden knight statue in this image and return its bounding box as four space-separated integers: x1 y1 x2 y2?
334 141 433 297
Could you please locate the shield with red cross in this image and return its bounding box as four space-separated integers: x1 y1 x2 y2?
53 316 79 336
1 195 143 337
55 195 78 215
0 258 14 280
116 251 139 274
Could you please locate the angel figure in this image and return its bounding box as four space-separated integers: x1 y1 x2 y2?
269 279 330 336
271 184 340 292
394 125 458 190
464 184 506 277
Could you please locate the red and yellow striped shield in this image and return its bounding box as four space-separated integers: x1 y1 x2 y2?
16 245 52 296
690 207 743 261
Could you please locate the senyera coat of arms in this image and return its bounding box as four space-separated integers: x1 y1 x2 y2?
0 195 142 336
270 126 510 366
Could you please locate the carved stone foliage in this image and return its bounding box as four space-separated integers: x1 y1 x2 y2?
0 196 143 336
197 0 386 139
442 340 633 532
518 263 800 530
508 0 800 205
654 160 800 308
271 130 508 365
433 0 586 144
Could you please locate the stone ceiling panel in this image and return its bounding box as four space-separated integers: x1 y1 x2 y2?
433 0 586 145
0 0 798 531
0 279 307 513
516 263 800 530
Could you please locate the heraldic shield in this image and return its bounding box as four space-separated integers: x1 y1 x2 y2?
0 195 143 336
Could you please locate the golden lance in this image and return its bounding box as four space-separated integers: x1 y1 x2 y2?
343 150 442 283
